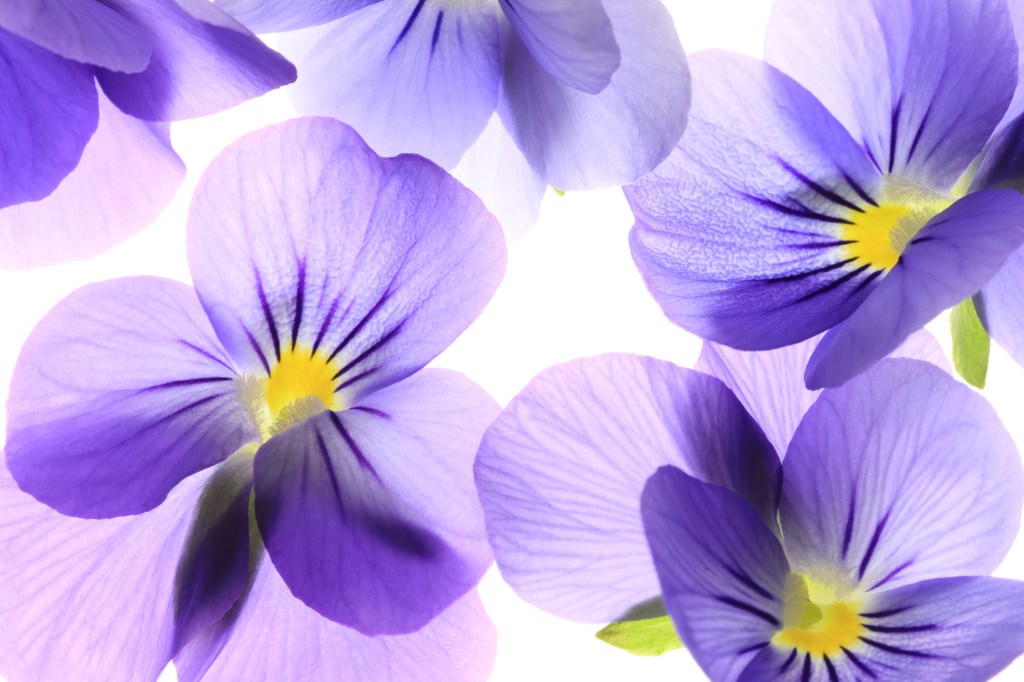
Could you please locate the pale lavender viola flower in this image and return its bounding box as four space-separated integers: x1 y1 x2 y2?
214 0 691 232
0 116 505 681
625 0 1024 389
474 335 1024 680
0 0 297 269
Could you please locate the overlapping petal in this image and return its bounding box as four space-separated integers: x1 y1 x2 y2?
282 0 501 168
499 0 689 190
0 0 151 71
253 370 496 634
765 0 1018 190
0 461 215 682
642 466 788 682
977 246 1024 366
696 330 946 456
475 353 780 623
175 562 495 682
497 0 619 94
5 277 257 518
805 190 1024 389
782 360 1022 592
0 28 97 209
95 0 296 121
187 117 505 401
627 50 883 350
214 0 381 33
973 111 1024 194
0 92 185 269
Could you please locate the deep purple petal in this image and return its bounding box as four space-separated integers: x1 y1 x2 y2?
215 0 382 32
5 277 256 518
283 0 500 169
806 190 1024 389
253 370 496 635
187 117 505 402
0 91 184 269
171 447 254 658
0 460 213 682
627 50 882 350
765 0 1017 190
1001 0 1024 132
977 246 1024 366
0 0 151 71
696 329 947 457
95 0 296 121
498 0 619 94
740 577 1024 681
642 466 788 682
783 359 1022 593
973 111 1024 194
175 559 495 682
0 28 97 209
498 0 689 189
475 354 780 623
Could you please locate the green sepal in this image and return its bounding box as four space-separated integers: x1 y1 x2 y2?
950 296 990 389
552 188 566 197
595 614 683 657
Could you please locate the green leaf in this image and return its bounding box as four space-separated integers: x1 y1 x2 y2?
951 296 990 389
552 188 566 197
595 614 683 657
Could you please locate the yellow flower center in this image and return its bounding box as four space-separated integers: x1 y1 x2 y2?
772 574 863 657
237 345 342 441
841 176 953 270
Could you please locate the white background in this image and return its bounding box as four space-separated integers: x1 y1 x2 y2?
1 1 1023 680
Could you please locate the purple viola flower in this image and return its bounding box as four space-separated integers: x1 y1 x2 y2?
475 335 1024 680
0 116 505 681
625 0 1024 389
214 0 691 231
0 0 297 269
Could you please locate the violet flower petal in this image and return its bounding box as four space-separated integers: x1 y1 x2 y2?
95 0 296 121
499 0 689 190
765 0 1017 191
805 190 1024 389
187 117 504 401
0 27 97 209
0 91 184 269
783 360 1022 593
175 566 495 682
0 461 215 682
977 246 1024 367
475 353 780 623
497 0 619 94
281 0 500 169
973 111 1024 194
252 370 496 635
627 51 881 350
214 0 381 33
641 465 788 682
6 277 256 519
696 329 946 457
0 0 151 72
739 577 1024 681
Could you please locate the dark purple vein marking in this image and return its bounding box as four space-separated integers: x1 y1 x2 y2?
724 564 778 601
795 264 870 303
868 559 913 591
801 653 812 682
253 268 281 361
713 595 780 626
291 260 306 351
823 653 839 682
178 340 234 372
349 405 392 420
312 294 346 356
863 622 936 634
858 510 891 580
738 641 770 655
779 649 798 673
328 411 380 479
764 257 857 284
851 268 884 294
842 171 879 208
742 193 854 225
327 289 394 363
841 490 857 559
778 158 864 213
860 635 933 658
244 327 271 374
391 0 427 54
861 605 913 620
431 11 444 54
907 103 932 163
888 99 903 174
314 427 345 514
331 319 408 381
841 646 877 678
336 366 382 393
140 377 234 393
789 239 856 250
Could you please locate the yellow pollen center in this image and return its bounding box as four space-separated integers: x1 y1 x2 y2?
772 574 863 657
264 346 340 421
840 176 953 270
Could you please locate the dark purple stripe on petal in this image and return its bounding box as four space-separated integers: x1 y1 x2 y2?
801 653 812 682
795 264 871 303
327 411 380 479
348 405 392 420
326 289 395 364
741 193 854 225
778 157 865 213
841 646 877 679
139 377 234 392
858 510 891 580
868 559 913 591
907 104 932 164
390 0 428 54
778 649 798 673
863 622 937 634
724 564 779 602
841 489 857 559
823 653 839 682
888 99 903 174
314 427 346 513
178 340 235 372
860 605 913 620
738 641 771 655
335 366 382 393
851 268 884 294
332 318 409 381
712 595 780 627
862 141 884 175
789 239 857 250
291 260 306 351
431 11 444 54
765 258 858 284
859 635 934 658
254 269 281 361
244 327 271 375
311 295 346 356
841 171 879 208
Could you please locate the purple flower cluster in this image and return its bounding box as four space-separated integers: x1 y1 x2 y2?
2 1 1024 681
0 0 296 269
